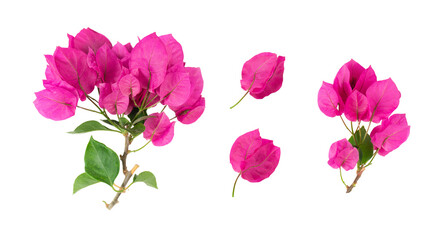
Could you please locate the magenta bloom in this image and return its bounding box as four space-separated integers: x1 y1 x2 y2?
318 82 344 117
231 52 285 109
370 114 410 156
130 33 169 92
230 129 280 197
158 68 191 107
68 28 112 54
366 78 401 123
143 112 175 146
159 34 184 70
328 139 359 171
34 80 79 121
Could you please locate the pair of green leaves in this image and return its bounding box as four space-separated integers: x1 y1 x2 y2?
348 126 374 166
69 120 145 138
72 136 157 194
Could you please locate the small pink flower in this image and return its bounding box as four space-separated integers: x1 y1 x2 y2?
370 114 410 156
231 52 285 108
143 112 175 146
328 139 359 171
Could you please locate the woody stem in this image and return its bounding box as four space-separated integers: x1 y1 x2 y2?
346 167 365 193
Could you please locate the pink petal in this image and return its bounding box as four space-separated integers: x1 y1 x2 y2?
354 66 377 95
241 141 281 182
118 74 141 97
336 148 359 171
160 34 184 69
318 82 343 117
344 90 371 122
182 67 204 107
70 28 112 54
101 85 129 115
159 69 191 107
371 114 410 156
250 56 285 99
96 45 122 84
230 129 263 172
333 65 352 103
344 59 365 88
34 84 79 121
143 112 175 146
366 78 401 123
54 47 97 101
130 33 168 92
44 55 62 82
241 52 278 94
175 96 205 124
112 42 131 68
135 90 160 108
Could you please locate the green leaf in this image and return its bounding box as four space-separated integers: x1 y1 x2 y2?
133 171 158 189
102 119 120 127
349 126 374 165
119 117 130 127
84 136 120 186
128 123 146 138
69 120 114 134
73 172 99 194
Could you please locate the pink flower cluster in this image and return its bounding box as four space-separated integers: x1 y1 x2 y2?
318 59 410 170
34 28 205 146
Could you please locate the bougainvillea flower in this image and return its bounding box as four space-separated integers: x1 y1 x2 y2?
159 34 184 70
370 114 410 156
354 66 377 95
230 129 281 182
344 90 370 121
366 78 401 123
158 69 191 107
95 45 122 84
173 96 205 124
333 59 365 103
318 82 344 117
101 83 129 115
143 112 175 146
327 139 359 171
112 42 132 68
241 52 285 99
54 47 97 100
44 55 63 82
68 28 112 54
230 52 285 109
130 33 168 92
34 80 79 121
118 73 141 97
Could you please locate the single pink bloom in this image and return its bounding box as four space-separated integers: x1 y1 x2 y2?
159 34 184 70
230 129 281 182
34 80 79 121
174 96 205 124
118 73 141 97
158 68 191 107
54 47 97 101
143 112 175 146
101 83 129 115
95 45 122 84
241 52 285 99
370 114 410 156
130 33 168 92
344 90 371 122
333 59 366 103
328 139 359 171
318 82 344 117
366 78 401 123
68 28 112 54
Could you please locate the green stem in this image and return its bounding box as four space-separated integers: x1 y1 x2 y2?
130 139 152 153
232 172 242 197
230 90 250 109
340 116 353 135
364 149 379 168
350 121 358 146
339 167 347 188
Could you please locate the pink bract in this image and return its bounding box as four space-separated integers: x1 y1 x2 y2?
174 96 205 124
143 112 175 146
344 90 370 122
366 78 401 123
54 47 97 100
95 45 122 84
370 114 410 156
118 73 141 97
130 33 168 92
158 68 191 107
318 82 344 117
241 52 285 99
68 28 112 54
230 129 281 182
34 80 79 121
328 139 359 171
159 34 184 70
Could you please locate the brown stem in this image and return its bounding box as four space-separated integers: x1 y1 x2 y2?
346 167 365 193
105 134 134 210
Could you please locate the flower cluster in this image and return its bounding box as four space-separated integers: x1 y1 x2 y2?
34 28 205 146
33 28 205 209
318 59 410 192
230 129 281 197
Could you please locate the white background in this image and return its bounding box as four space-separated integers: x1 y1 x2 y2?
0 0 438 239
